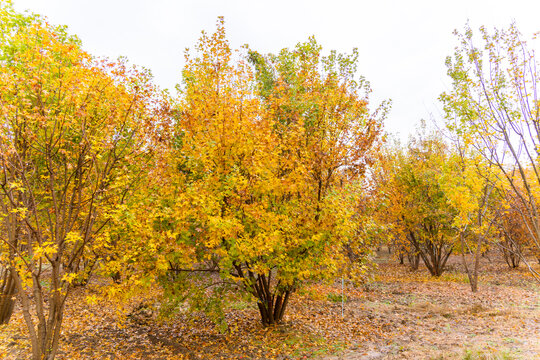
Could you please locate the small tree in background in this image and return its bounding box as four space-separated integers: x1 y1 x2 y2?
375 129 457 277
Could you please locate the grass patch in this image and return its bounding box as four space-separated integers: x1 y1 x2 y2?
327 293 347 303
228 300 253 311
439 272 470 283
462 348 516 360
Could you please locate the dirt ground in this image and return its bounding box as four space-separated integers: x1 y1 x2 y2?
324 276 539 359
323 251 540 360
1 250 539 360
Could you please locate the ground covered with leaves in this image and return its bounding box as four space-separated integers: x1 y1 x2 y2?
1 252 539 360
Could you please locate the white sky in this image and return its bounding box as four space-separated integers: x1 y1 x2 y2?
12 0 540 139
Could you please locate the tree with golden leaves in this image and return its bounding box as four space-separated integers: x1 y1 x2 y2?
147 19 386 327
0 4 157 358
375 128 458 277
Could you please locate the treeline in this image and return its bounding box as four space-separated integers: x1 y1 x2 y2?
370 23 540 291
0 3 539 360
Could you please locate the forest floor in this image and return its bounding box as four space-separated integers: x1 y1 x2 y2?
1 250 539 360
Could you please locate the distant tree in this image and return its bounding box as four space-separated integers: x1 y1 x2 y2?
493 188 533 269
370 140 421 270
438 142 497 292
376 129 457 277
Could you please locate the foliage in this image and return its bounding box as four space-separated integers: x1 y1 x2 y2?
129 19 388 327
492 188 531 269
441 23 540 281
0 3 157 358
373 128 459 276
2 4 539 359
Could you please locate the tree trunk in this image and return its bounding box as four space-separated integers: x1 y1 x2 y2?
13 265 68 360
501 235 521 269
460 232 483 292
407 252 420 270
408 230 452 277
0 267 17 324
256 290 291 326
234 264 293 327
252 272 292 326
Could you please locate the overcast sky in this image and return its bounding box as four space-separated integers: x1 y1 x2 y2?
12 0 540 139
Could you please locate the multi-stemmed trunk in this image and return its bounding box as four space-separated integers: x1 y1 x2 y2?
13 263 69 360
408 230 453 277
500 235 522 269
407 251 420 270
398 251 405 265
234 264 292 326
256 286 291 326
251 274 292 326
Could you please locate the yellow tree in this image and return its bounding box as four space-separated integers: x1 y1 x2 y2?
376 128 458 277
439 145 497 291
370 139 417 267
495 188 530 268
149 20 386 327
244 34 386 324
0 1 37 326
0 5 156 358
249 37 388 288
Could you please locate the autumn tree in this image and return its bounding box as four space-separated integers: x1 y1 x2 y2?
0 4 156 358
369 139 419 268
142 20 386 327
0 1 37 326
376 128 457 277
495 192 529 268
438 141 497 291
486 182 540 269
441 23 540 281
